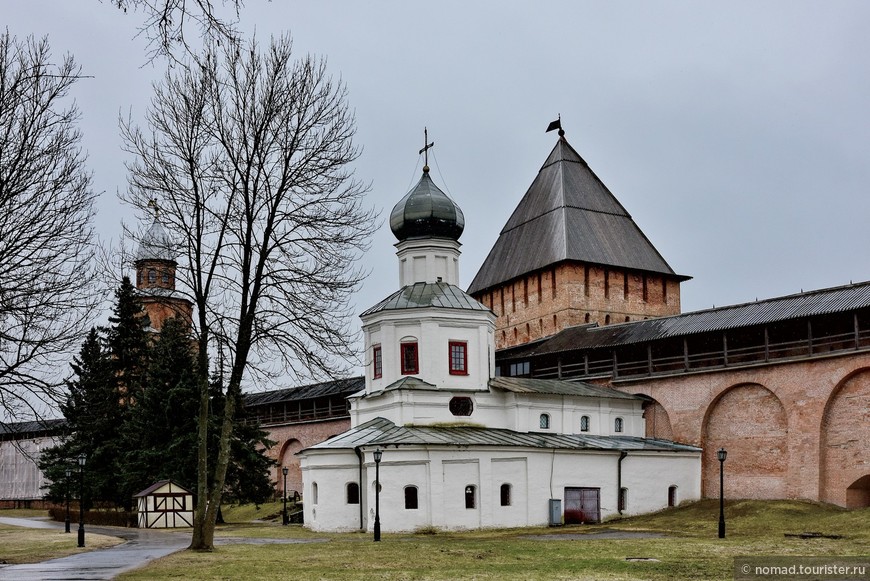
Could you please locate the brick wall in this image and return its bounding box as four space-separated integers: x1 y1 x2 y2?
613 351 870 507
263 418 351 497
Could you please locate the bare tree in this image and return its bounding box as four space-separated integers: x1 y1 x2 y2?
121 33 377 549
0 32 99 424
110 0 244 61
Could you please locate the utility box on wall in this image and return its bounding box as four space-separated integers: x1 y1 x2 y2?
548 498 562 526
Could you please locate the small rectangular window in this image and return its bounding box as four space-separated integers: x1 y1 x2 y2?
373 345 382 379
449 341 467 375
401 342 418 375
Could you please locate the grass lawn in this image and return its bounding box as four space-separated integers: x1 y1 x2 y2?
116 500 870 581
0 522 123 564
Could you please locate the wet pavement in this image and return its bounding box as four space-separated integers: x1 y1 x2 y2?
0 517 189 580
0 516 330 580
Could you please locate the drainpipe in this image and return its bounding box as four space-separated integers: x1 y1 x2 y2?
354 446 364 531
617 451 628 515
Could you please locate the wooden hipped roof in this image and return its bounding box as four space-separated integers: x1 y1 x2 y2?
467 137 689 295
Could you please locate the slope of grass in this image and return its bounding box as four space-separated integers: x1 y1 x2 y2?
0 524 123 564
116 500 870 581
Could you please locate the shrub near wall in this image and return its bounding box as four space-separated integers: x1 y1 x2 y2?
49 506 136 527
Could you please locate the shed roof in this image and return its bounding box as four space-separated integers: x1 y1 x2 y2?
307 417 699 453
499 280 870 359
468 137 688 295
133 479 192 497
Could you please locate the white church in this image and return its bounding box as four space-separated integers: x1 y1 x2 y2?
299 143 701 533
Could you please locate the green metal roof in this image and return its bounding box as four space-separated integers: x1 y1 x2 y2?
489 376 639 400
362 282 489 316
306 417 700 453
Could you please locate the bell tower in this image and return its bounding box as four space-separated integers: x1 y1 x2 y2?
134 202 193 332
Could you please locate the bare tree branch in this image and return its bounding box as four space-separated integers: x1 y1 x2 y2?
121 33 377 550
109 0 244 63
0 32 100 423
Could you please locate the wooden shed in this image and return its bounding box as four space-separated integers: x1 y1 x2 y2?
134 480 194 528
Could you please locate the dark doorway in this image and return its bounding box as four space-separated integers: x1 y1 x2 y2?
564 487 600 524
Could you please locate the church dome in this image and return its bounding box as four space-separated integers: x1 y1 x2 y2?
390 170 465 242
135 218 176 263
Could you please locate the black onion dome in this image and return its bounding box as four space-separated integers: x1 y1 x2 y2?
389 170 465 241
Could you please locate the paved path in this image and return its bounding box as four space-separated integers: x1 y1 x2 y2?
0 517 190 580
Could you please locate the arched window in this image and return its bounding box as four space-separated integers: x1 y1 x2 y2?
539 413 550 429
614 417 624 433
619 487 628 512
311 482 318 505
148 269 156 284
500 483 511 506
346 482 359 505
584 313 590 324
162 270 170 284
465 485 476 509
668 485 677 507
605 314 611 325
580 415 590 432
405 486 418 510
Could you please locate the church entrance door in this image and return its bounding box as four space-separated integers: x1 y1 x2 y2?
564 487 600 524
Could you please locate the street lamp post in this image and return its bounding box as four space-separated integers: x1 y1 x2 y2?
373 448 382 542
282 466 289 526
717 447 727 539
77 453 86 548
64 467 71 534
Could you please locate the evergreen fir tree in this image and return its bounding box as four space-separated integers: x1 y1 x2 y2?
122 316 199 494
38 326 113 503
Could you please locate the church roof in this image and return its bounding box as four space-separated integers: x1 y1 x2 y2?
489 376 638 400
135 218 176 263
361 282 489 317
467 137 689 295
307 417 700 453
389 170 465 242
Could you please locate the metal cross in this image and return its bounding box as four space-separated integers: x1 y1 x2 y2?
419 127 435 168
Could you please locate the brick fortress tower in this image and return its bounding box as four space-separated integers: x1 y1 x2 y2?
468 125 690 349
134 205 193 331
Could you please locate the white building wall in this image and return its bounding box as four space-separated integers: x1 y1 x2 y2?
302 445 700 533
395 239 461 286
620 453 702 515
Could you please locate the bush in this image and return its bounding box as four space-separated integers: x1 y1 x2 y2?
48 506 136 527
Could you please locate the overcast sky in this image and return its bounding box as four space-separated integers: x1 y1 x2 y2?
7 1 870 385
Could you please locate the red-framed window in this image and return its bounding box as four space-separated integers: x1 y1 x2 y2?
401 342 418 375
372 344 382 379
449 341 467 375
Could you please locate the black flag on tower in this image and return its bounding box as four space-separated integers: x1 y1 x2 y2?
546 118 562 133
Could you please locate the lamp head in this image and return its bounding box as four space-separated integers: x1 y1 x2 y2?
282 466 289 476
717 448 727 462
373 448 383 463
77 453 86 467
